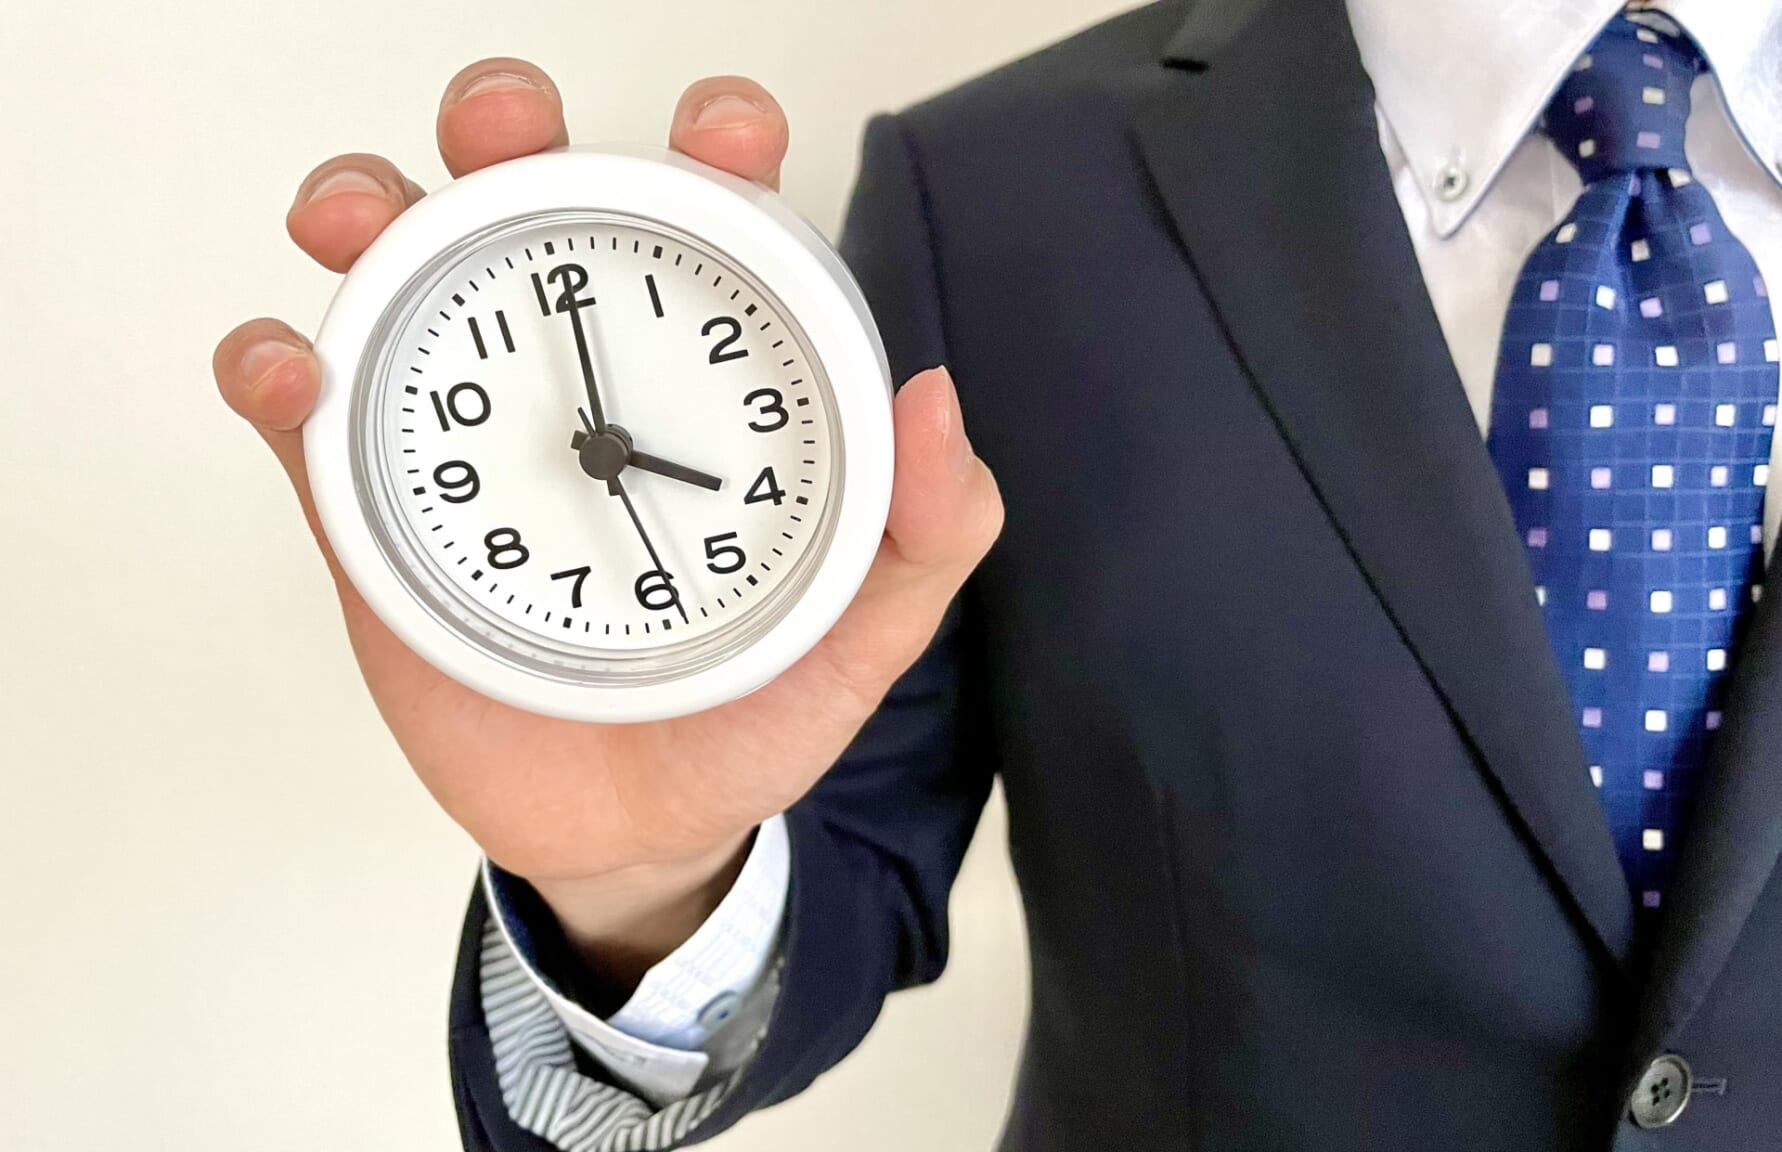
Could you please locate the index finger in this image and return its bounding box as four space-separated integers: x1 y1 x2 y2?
668 76 790 191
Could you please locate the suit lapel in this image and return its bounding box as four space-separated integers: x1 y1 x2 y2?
1130 0 1636 965
1636 541 1782 1049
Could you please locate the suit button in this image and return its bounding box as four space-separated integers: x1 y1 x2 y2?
1630 1054 1693 1129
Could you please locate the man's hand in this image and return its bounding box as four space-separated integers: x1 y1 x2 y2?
212 60 1002 989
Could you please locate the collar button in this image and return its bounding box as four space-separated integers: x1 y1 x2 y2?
1434 162 1469 202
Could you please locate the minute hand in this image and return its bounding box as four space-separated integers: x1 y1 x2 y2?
565 303 608 432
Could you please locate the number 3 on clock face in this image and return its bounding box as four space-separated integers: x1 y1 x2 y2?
305 148 894 723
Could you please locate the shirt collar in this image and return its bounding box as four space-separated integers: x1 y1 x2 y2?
1344 0 1782 237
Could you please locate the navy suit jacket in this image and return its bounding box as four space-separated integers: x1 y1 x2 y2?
449 1 1782 1147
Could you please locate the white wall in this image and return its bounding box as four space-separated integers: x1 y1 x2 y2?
0 2 1135 1149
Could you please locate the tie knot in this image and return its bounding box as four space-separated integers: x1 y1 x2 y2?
1543 15 1702 183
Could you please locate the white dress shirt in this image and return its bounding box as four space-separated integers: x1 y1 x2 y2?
481 0 1782 1130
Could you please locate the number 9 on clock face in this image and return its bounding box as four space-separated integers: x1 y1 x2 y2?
305 149 894 723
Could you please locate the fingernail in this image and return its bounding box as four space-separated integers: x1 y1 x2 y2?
938 368 972 479
296 167 386 210
460 71 544 100
240 338 305 389
695 94 766 128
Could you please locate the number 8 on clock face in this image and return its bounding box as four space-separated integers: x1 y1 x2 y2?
305 148 894 723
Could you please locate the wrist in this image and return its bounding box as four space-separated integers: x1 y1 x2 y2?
525 831 754 992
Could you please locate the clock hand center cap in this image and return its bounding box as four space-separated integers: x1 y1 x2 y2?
573 424 633 482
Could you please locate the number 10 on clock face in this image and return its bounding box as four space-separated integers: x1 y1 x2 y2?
376 215 838 656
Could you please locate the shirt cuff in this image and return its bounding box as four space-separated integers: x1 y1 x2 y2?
481 816 790 1105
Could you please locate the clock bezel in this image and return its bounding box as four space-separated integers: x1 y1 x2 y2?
306 147 893 722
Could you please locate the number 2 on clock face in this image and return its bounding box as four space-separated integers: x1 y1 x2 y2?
382 220 836 653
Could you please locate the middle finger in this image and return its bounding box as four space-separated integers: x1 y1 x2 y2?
437 57 570 178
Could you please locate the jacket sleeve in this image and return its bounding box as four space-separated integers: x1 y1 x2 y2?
446 110 1000 1150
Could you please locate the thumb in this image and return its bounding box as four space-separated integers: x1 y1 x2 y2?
783 366 1003 707
883 366 1001 570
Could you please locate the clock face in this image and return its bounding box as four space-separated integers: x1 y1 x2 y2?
356 212 841 675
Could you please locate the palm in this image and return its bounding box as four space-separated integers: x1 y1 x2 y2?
334 556 874 881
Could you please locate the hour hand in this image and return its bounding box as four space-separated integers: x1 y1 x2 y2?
570 409 723 492
627 449 724 492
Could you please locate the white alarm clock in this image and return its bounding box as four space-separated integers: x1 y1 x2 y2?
305 146 893 723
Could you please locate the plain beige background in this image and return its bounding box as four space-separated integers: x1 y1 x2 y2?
0 1 1139 1149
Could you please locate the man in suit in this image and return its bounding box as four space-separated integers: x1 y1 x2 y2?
213 0 1782 1147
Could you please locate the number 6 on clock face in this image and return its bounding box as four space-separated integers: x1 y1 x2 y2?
304 148 894 723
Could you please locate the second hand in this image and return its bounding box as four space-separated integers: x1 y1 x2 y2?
607 474 690 626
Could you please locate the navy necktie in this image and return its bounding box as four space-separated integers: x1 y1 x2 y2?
1487 15 1779 915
